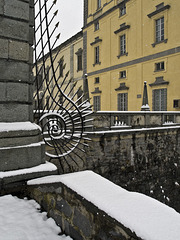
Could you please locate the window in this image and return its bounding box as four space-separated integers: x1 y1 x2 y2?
153 88 167 111
45 66 50 82
95 77 100 84
95 46 100 64
120 5 126 16
59 59 64 77
93 96 101 111
94 21 99 31
117 93 128 111
120 34 126 55
155 61 165 71
75 48 83 72
97 0 101 9
120 70 126 78
155 17 164 42
173 100 180 108
77 54 82 71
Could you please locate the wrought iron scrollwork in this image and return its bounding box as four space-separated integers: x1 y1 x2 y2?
33 0 92 171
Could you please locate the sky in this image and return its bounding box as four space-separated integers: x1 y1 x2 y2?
55 0 83 45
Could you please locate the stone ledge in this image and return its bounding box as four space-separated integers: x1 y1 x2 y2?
0 142 46 171
0 162 58 194
0 122 41 138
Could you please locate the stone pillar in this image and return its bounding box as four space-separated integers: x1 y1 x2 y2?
0 0 54 176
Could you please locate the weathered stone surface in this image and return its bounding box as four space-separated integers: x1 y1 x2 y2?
0 38 8 59
73 208 91 237
0 60 29 82
28 182 142 240
0 135 40 148
9 40 29 62
69 225 84 240
56 198 72 218
0 17 29 41
4 0 29 21
0 143 45 171
0 0 4 14
0 82 30 102
0 103 31 122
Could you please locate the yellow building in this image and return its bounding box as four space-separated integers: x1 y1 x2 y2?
83 0 180 111
35 31 84 110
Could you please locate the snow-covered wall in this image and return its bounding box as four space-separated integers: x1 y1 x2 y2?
52 126 180 213
28 171 180 240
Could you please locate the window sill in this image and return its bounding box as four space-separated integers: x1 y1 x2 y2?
117 52 128 59
154 69 165 73
93 62 101 67
152 39 168 47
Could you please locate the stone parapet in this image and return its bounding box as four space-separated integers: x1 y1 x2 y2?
28 179 141 240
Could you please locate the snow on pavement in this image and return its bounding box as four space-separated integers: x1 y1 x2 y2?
28 170 180 240
0 195 72 240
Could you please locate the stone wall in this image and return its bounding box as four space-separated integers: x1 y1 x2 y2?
52 127 180 212
85 128 180 212
28 182 141 240
0 0 34 122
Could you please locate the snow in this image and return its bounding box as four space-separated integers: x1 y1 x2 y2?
86 125 180 135
0 141 45 150
0 195 72 240
0 122 41 132
0 161 57 178
28 170 180 240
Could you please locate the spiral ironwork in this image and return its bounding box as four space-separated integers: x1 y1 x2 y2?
33 0 92 171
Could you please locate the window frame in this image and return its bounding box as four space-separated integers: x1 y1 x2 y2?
95 77 100 84
77 53 83 72
59 59 64 78
120 4 126 17
155 16 164 43
95 45 100 65
93 95 101 111
152 88 167 111
94 21 99 31
119 70 126 79
155 61 165 71
117 93 128 111
120 34 126 56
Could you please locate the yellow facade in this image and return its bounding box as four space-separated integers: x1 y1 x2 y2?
35 31 84 110
83 0 180 111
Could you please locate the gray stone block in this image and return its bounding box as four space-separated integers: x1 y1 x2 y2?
29 46 33 64
9 41 30 62
29 0 33 8
0 82 6 101
0 103 31 122
29 26 34 46
0 82 30 102
0 135 40 148
4 0 29 21
56 199 72 218
0 17 29 42
0 38 8 59
0 59 29 82
0 142 45 171
29 6 34 27
69 225 84 240
73 208 91 237
0 1 4 14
